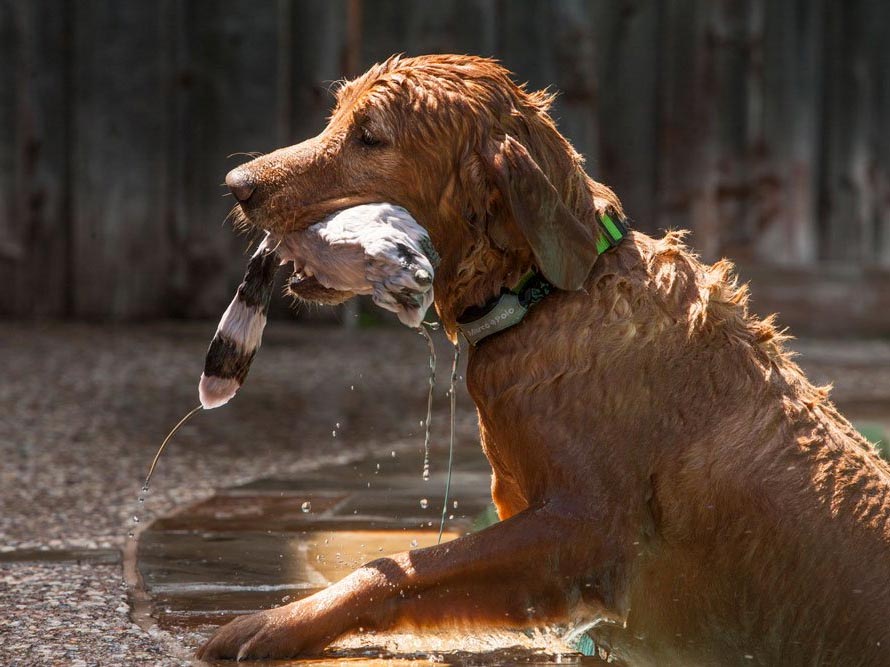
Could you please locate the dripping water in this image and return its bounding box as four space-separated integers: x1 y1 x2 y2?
417 325 437 482
438 339 460 544
130 404 203 539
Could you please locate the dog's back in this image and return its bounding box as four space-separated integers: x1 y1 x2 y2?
500 232 890 666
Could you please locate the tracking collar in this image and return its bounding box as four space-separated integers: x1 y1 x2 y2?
456 212 629 346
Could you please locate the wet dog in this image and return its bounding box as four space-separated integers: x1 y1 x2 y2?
198 55 890 665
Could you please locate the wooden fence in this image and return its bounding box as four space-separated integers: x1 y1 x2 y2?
1 0 888 333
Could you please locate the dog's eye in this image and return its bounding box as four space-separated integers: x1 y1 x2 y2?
359 127 381 147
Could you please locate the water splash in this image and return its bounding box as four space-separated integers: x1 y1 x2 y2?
438 339 460 544
417 325 437 482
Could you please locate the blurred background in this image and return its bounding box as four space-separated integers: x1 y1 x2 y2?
1 0 888 333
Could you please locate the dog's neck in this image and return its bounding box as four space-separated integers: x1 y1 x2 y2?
429 173 623 341
431 234 533 340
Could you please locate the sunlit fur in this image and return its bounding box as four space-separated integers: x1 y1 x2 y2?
200 55 890 665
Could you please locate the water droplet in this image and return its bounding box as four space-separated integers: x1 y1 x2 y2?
141 485 149 494
376 463 380 470
332 430 337 438
335 422 341 428
410 539 418 548
453 500 458 509
448 514 454 520
127 531 135 539
420 498 429 509
350 385 354 391
301 501 311 513
391 450 396 458
137 496 144 504
422 464 430 481
132 516 140 523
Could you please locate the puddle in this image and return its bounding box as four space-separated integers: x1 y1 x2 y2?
129 448 599 664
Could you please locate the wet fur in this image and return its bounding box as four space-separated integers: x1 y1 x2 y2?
199 55 890 665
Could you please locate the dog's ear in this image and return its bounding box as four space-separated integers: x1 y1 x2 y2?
480 133 598 291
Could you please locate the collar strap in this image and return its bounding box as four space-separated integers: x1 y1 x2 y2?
457 212 629 346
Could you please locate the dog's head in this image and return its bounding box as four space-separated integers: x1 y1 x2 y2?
227 54 620 330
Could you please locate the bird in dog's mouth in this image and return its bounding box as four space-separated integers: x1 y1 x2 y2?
199 203 439 409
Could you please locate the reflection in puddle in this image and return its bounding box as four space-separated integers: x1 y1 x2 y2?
135 456 599 665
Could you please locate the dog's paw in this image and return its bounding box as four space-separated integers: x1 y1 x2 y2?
196 603 335 661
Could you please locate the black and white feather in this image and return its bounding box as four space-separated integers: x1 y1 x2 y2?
198 203 437 410
199 234 279 409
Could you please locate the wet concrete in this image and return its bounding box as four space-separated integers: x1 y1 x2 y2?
130 448 585 664
131 450 617 664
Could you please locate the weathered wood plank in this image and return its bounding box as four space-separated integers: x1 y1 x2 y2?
0 0 71 317
754 0 823 265
169 0 282 319
589 0 659 233
71 0 169 318
361 0 497 64
654 0 710 252
496 0 599 167
0 0 21 313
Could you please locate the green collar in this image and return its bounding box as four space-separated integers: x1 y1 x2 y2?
457 213 629 346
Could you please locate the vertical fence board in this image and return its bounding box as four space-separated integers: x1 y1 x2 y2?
360 0 497 65
656 0 712 253
0 0 71 317
863 0 890 267
169 0 282 319
497 1 599 167
754 0 822 265
590 0 659 233
819 0 878 263
0 0 21 312
71 0 168 318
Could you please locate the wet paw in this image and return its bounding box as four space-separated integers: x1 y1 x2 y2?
196 604 330 661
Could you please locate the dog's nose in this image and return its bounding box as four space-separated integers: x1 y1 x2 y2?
225 168 257 203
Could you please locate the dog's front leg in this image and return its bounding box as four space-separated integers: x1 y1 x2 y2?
197 498 630 660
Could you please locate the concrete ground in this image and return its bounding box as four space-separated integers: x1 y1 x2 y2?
1 322 889 666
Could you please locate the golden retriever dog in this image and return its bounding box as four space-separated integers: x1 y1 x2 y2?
198 54 890 665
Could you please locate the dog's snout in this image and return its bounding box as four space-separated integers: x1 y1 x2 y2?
226 168 257 203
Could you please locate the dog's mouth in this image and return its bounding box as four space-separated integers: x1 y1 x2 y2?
259 204 437 328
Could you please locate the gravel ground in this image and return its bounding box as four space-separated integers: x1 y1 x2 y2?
0 562 186 667
0 321 478 666
1 322 888 665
